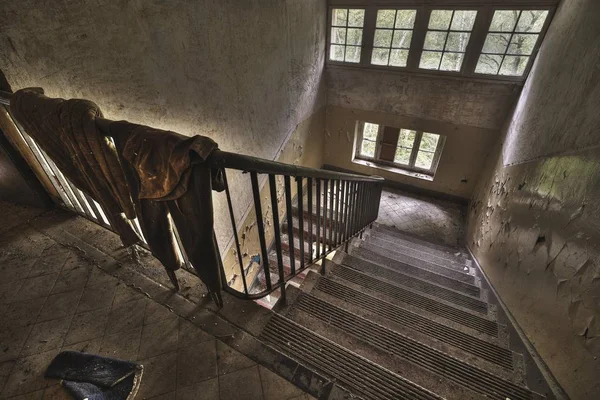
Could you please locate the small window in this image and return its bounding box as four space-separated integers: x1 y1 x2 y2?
356 122 445 175
419 10 477 72
330 8 366 63
475 10 549 76
371 9 417 67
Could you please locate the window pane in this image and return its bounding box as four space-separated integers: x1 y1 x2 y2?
363 123 379 140
394 148 412 165
396 10 417 29
499 55 529 76
330 45 345 61
331 27 346 44
399 129 416 147
420 51 442 69
445 32 470 52
424 31 447 50
392 30 412 49
348 9 365 27
345 46 361 63
429 10 452 30
389 49 409 67
347 28 363 45
415 150 434 170
440 52 464 71
361 140 376 158
475 54 503 74
332 9 348 26
419 133 440 152
371 48 390 65
482 33 510 54
376 10 395 28
489 10 519 32
507 34 538 55
451 10 477 31
374 30 393 47
516 10 548 33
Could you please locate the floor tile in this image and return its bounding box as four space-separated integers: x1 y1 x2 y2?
63 308 109 346
177 319 213 349
138 317 179 360
20 316 72 357
177 340 217 389
144 301 177 326
216 340 255 376
41 384 71 400
0 360 15 394
76 281 117 314
112 285 147 306
219 365 263 400
10 274 58 303
1 349 58 397
5 389 45 399
2 298 46 328
0 325 33 363
36 290 82 323
98 326 142 361
176 377 219 400
104 298 146 335
50 266 91 295
259 365 305 400
136 351 177 399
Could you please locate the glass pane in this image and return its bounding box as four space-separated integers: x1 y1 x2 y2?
399 129 416 147
451 10 477 31
475 54 503 74
396 10 417 29
424 31 447 51
490 10 519 32
331 27 346 44
389 49 409 67
361 140 376 158
508 34 538 55
445 32 470 52
420 51 442 70
499 55 529 76
363 123 379 140
429 10 452 30
330 45 345 61
347 28 363 45
376 9 395 28
345 46 361 63
419 132 440 152
374 29 393 47
392 30 412 48
394 148 412 165
415 151 434 170
332 9 348 26
440 52 464 71
516 10 548 33
348 9 365 27
371 48 390 65
482 33 510 54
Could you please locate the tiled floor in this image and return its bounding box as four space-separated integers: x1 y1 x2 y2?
0 202 313 400
376 188 466 247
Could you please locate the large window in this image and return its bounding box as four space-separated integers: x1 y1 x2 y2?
371 9 417 67
330 8 366 63
356 122 445 175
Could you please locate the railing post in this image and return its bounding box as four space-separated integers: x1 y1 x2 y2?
250 172 272 291
269 174 286 304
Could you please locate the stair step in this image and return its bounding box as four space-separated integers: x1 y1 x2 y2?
349 247 480 297
340 255 488 313
292 294 537 400
313 277 514 370
261 313 443 400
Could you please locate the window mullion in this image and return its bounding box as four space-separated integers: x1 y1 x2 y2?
361 6 377 66
408 131 422 168
407 6 428 70
374 124 384 161
463 7 492 75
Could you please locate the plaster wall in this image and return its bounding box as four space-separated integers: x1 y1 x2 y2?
466 1 600 398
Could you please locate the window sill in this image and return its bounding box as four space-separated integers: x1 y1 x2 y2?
352 158 434 182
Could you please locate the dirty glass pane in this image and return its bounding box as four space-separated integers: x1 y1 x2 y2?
374 30 393 47
361 140 376 158
499 55 529 76
392 30 412 49
445 32 470 52
489 10 519 32
347 28 363 45
396 10 417 29
332 9 348 26
344 46 361 63
419 132 440 152
398 129 416 148
440 52 464 71
482 33 510 54
428 10 452 30
516 10 548 33
451 10 477 31
419 51 442 70
394 148 412 165
363 123 379 140
371 48 390 65
389 49 409 67
331 27 346 44
475 54 503 74
415 150 434 170
507 34 538 55
424 31 447 51
348 9 365 27
330 45 345 61
376 9 395 28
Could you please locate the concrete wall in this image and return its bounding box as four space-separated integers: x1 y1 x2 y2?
0 0 327 248
324 67 519 199
466 1 600 398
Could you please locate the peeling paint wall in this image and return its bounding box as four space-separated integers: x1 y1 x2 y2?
466 1 600 398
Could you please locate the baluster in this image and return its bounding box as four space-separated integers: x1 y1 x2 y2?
250 172 272 290
315 179 321 258
307 178 313 263
284 176 296 275
322 179 329 257
328 180 335 251
269 174 286 303
223 170 248 295
296 177 305 270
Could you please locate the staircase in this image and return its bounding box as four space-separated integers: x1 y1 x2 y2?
249 222 555 400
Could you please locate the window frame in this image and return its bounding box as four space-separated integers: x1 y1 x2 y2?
354 121 446 175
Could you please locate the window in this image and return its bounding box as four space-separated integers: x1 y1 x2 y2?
475 10 549 76
371 9 417 67
420 10 477 71
330 8 365 63
356 122 445 175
